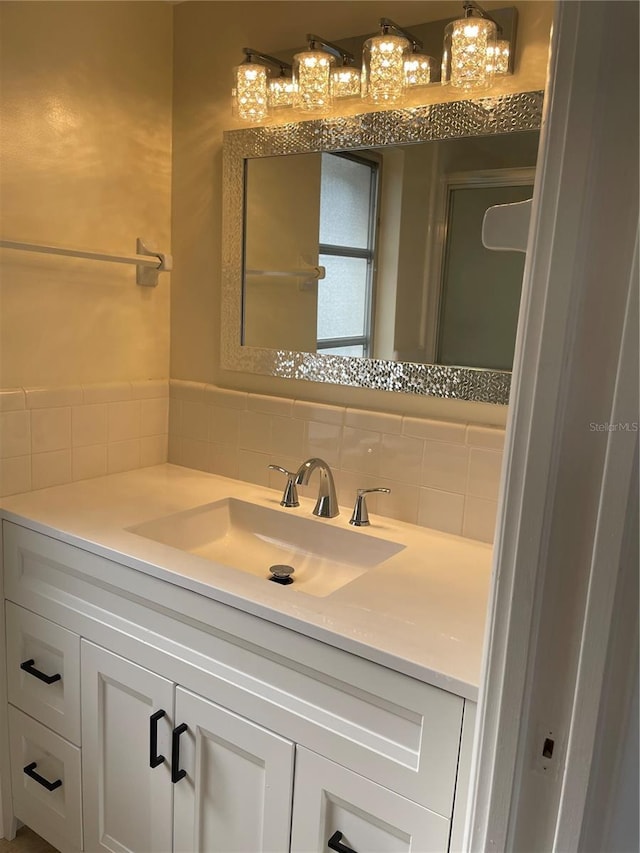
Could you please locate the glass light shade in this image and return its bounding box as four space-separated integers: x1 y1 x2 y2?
441 16 497 91
268 75 295 109
233 61 269 121
293 49 335 111
486 38 510 75
331 66 361 99
362 33 410 104
404 52 433 88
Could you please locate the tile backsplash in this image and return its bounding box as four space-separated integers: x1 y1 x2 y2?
168 380 505 543
0 381 169 497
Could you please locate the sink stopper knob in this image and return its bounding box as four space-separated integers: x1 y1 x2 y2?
269 564 295 585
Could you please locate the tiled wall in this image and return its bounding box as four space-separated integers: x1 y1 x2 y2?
0 381 169 498
168 380 505 543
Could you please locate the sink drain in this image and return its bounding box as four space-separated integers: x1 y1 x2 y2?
268 565 294 585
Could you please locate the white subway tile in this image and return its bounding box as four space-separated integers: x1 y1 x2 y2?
204 386 248 410
32 450 72 490
379 433 424 485
467 424 506 450
238 449 271 486
82 382 132 404
376 480 419 525
208 443 240 480
72 445 107 481
107 439 141 474
131 379 169 399
168 435 182 465
403 417 466 444
209 406 241 445
180 401 208 442
0 456 31 497
248 393 293 418
168 399 181 438
345 408 402 434
26 386 83 409
270 416 305 458
181 439 208 472
108 401 141 443
141 435 168 467
341 427 381 476
418 488 465 536
0 410 31 458
72 404 107 447
292 400 344 425
141 398 169 437
422 440 469 493
0 389 25 412
169 380 206 402
467 448 503 500
31 408 71 454
238 411 271 453
463 496 498 543
305 421 342 468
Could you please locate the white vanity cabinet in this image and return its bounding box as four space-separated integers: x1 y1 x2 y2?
1 519 477 853
81 642 294 853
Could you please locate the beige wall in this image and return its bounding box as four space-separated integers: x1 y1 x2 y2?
171 0 553 427
0 1 173 389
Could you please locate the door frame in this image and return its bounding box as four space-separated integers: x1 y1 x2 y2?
466 1 639 850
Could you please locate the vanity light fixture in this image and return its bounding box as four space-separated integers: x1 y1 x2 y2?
442 1 500 92
362 18 413 104
487 38 511 75
293 35 338 112
404 45 435 88
232 48 293 121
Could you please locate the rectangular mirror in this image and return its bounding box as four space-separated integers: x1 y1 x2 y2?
222 91 543 404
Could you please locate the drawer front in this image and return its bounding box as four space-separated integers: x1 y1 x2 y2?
6 601 81 745
9 705 83 852
3 520 464 816
291 746 451 853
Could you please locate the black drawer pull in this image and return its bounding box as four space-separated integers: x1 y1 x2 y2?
23 762 62 792
149 709 166 768
328 831 357 853
171 723 188 783
20 659 61 685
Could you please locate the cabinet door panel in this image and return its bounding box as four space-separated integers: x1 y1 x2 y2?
173 686 294 853
291 747 450 853
81 641 174 853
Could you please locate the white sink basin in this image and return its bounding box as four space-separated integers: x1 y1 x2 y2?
127 498 405 597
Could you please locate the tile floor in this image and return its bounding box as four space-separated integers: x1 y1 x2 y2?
0 827 57 852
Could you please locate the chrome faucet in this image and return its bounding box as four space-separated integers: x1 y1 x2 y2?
294 458 339 518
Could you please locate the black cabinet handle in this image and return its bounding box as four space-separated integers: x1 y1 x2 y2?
20 659 61 685
149 709 166 768
171 723 188 783
328 831 357 853
23 762 62 792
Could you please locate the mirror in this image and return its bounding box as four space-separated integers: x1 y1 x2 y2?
222 91 543 404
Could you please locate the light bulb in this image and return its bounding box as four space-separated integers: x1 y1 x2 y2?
404 52 433 88
331 65 361 99
268 75 295 109
486 39 510 75
233 61 269 121
293 49 335 111
445 16 497 91
362 33 410 104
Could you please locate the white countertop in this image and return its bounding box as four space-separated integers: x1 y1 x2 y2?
0 464 493 700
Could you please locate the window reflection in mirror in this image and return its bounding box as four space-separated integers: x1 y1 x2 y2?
242 130 539 372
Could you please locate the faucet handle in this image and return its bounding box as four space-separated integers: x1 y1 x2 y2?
268 465 300 508
349 487 391 527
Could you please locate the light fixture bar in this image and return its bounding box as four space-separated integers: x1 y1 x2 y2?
462 1 503 33
378 18 423 51
306 34 355 66
242 47 291 75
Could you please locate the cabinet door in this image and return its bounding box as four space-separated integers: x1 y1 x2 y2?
81 641 174 853
173 686 294 853
291 747 451 853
